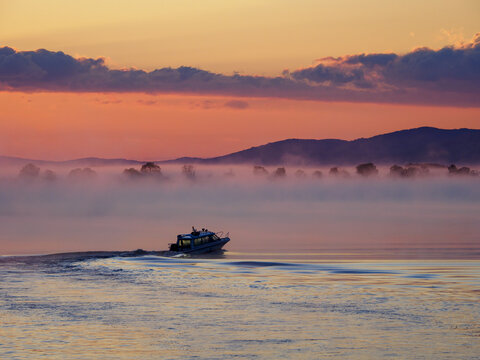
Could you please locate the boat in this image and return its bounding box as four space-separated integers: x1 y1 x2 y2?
168 227 230 254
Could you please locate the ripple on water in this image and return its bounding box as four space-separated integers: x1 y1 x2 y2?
0 253 479 359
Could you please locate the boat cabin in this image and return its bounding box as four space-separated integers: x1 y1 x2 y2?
169 227 222 252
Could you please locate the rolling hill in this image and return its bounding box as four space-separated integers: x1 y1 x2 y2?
2 127 480 167
166 127 480 165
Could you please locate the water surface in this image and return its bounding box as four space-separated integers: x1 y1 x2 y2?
1 252 479 359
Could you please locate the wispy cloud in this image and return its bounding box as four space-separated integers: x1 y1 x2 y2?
137 99 157 106
1 33 479 107
94 98 123 105
224 100 249 109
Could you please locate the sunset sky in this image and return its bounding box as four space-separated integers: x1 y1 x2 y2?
1 0 479 160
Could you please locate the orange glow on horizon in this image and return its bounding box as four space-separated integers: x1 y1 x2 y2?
1 91 479 161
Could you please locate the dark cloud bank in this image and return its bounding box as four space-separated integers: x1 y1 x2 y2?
0 33 479 107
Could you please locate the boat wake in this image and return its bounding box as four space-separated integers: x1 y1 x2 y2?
2 251 479 359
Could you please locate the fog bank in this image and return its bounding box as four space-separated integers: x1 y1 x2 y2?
0 165 479 256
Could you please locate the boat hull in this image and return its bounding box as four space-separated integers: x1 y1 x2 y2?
182 237 230 254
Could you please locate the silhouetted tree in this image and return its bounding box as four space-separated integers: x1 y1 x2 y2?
390 164 428 178
389 165 404 177
329 167 338 175
141 162 161 174
295 169 306 178
407 162 445 170
448 164 476 176
404 167 420 177
253 165 268 176
182 164 196 180
272 167 286 178
19 163 40 180
123 168 143 179
458 167 472 175
448 164 458 174
312 170 323 179
68 167 97 180
356 163 378 177
329 167 349 177
43 169 57 182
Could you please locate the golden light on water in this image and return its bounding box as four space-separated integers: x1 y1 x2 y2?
1 255 479 358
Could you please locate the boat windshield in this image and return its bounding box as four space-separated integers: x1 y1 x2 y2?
194 235 217 246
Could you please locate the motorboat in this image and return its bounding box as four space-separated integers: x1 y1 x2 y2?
168 227 230 254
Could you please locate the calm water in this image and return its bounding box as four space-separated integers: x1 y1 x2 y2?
1 251 479 359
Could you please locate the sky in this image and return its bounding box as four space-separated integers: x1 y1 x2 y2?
0 0 479 160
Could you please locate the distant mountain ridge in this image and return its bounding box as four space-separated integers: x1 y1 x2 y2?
0 156 141 167
165 127 480 165
1 127 480 167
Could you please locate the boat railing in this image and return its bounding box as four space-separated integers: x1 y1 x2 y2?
215 231 229 239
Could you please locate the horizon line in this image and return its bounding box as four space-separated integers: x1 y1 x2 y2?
1 126 479 164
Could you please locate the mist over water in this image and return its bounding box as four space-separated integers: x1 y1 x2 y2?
1 165 479 258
